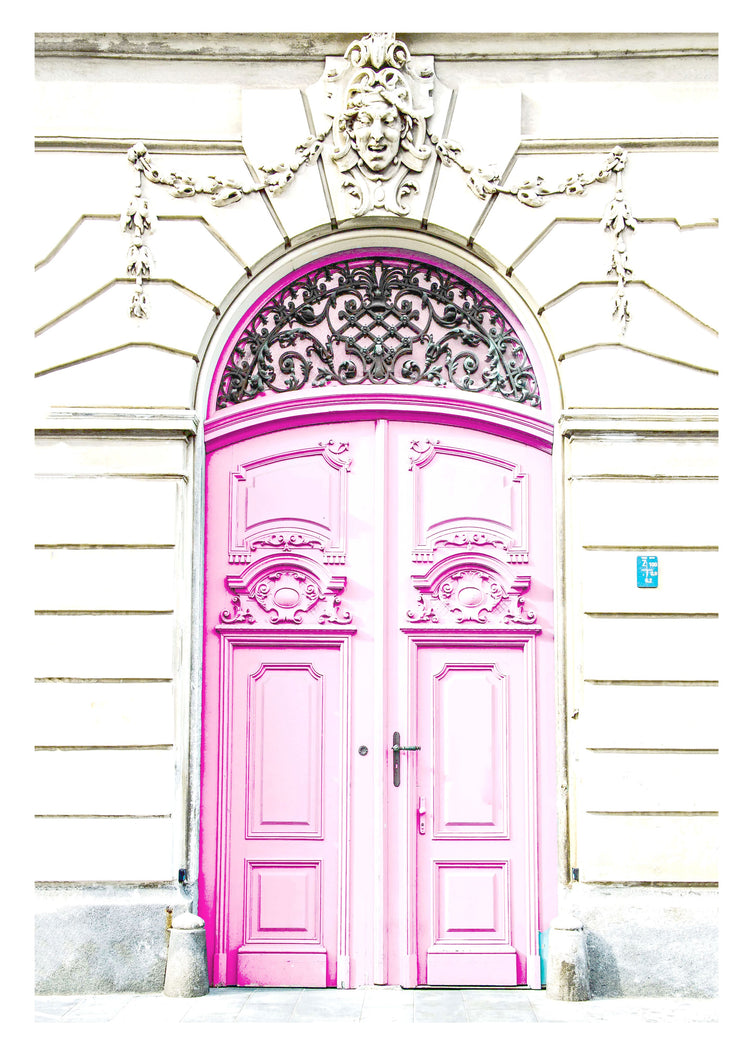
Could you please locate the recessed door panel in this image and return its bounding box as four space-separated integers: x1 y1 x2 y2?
246 663 323 838
432 663 509 839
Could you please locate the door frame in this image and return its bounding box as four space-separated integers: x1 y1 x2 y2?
195 235 561 988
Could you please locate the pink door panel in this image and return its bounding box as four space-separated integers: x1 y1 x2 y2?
201 415 554 988
412 640 539 986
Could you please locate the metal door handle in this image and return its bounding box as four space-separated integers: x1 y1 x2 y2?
392 731 421 787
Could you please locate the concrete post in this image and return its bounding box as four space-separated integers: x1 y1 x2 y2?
163 912 209 997
546 915 590 1001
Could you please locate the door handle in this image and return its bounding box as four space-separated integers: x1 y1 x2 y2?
392 731 421 787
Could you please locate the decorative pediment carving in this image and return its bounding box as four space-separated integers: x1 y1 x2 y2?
123 31 633 328
220 556 352 626
407 554 536 626
318 33 438 216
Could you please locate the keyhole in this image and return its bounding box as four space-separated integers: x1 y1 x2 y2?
358 745 368 756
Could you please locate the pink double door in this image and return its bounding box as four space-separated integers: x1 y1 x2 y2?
200 415 554 988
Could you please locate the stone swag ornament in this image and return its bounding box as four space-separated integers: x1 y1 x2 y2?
122 31 635 330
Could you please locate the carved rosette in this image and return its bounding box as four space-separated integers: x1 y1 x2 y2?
407 558 536 627
220 558 352 627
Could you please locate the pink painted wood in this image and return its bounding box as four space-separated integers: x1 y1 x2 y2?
199 251 556 989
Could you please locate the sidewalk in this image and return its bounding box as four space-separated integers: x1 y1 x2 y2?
35 986 719 1023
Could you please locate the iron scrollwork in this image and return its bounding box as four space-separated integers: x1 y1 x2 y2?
216 256 540 409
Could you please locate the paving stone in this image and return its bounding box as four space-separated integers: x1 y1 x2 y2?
363 986 415 1004
31 988 720 1023
180 990 252 1021
414 994 468 1022
35 997 82 1023
234 1001 298 1022
360 1005 415 1023
246 987 303 1002
59 995 134 1022
466 1005 539 1022
291 992 366 1021
113 993 193 1022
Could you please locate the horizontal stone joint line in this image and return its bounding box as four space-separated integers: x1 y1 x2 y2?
582 612 718 619
558 342 718 376
36 471 190 480
583 679 718 686
34 880 180 888
581 545 718 551
585 810 718 816
35 744 174 751
35 209 250 276
35 214 120 269
34 813 173 819
568 473 718 481
35 278 218 338
540 280 718 335
34 610 175 616
35 342 200 380
508 216 614 274
35 544 177 550
584 747 718 754
509 214 717 275
34 677 174 683
576 880 719 888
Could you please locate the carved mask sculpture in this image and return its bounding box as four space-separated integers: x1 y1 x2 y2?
326 34 435 215
347 92 406 175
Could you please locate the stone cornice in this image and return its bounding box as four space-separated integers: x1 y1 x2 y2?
34 32 718 62
34 136 720 155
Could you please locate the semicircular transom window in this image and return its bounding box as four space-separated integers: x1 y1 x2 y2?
216 254 540 409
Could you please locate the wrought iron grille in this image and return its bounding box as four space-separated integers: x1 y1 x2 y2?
216 256 540 409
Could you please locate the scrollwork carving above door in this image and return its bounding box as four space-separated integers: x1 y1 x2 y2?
407 555 536 627
219 556 352 627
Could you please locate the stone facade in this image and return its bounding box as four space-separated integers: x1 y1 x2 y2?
34 31 719 996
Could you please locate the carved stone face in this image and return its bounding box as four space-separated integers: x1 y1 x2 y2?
349 98 405 173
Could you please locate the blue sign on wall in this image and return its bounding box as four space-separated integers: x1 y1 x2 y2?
636 555 659 588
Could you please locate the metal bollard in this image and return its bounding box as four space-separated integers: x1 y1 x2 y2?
546 915 590 1001
163 912 209 997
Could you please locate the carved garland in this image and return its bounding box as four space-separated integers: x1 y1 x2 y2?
122 31 635 330
215 256 540 408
